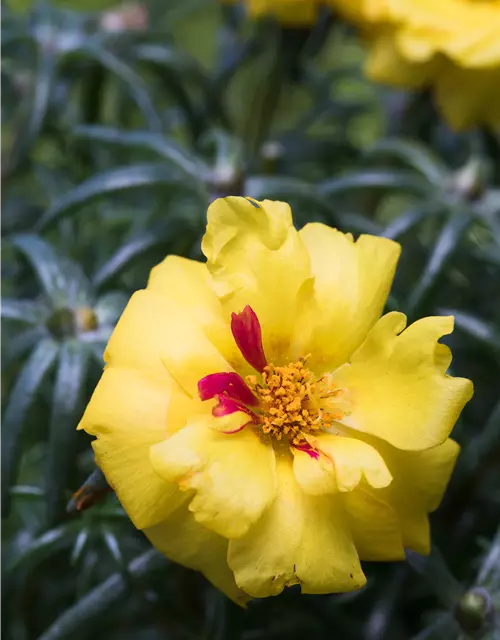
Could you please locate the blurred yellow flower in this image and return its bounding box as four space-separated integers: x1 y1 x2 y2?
223 0 323 25
329 0 500 130
79 197 473 604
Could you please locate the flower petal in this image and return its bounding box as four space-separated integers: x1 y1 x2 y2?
148 255 247 371
312 434 393 491
105 290 232 396
377 438 460 554
202 197 314 363
231 305 268 373
228 456 365 597
144 504 248 606
343 486 405 561
298 223 401 371
333 313 473 450
150 416 277 539
292 447 337 495
78 367 195 529
198 371 258 406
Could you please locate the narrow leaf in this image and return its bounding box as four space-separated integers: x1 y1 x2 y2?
1 339 59 516
79 43 162 132
72 125 209 183
319 170 429 198
1 298 46 324
439 309 500 354
10 234 93 308
382 203 444 240
37 550 169 640
365 138 448 186
38 164 179 229
45 340 90 525
406 212 471 315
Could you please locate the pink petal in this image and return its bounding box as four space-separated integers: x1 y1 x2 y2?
212 395 259 434
212 394 258 420
231 305 268 373
293 442 320 460
198 371 258 406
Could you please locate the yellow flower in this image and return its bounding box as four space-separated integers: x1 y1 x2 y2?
229 0 324 25
79 197 473 604
329 0 500 130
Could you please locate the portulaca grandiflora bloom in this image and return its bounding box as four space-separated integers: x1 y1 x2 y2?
79 197 473 605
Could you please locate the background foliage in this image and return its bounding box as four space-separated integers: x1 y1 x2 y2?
2 1 500 639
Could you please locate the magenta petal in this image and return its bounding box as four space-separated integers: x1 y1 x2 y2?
198 372 258 406
293 442 320 460
212 394 259 421
231 305 268 373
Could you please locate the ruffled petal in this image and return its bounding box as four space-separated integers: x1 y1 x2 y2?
312 434 393 491
228 456 365 597
377 437 460 554
202 197 314 363
366 28 442 88
105 289 233 397
147 255 247 372
434 64 500 131
78 367 195 529
297 223 400 371
150 416 277 539
333 313 473 450
343 486 405 561
144 504 248 606
292 446 337 495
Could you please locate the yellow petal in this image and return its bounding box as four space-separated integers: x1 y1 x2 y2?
343 486 405 561
150 416 277 539
228 456 365 597
147 255 247 372
248 0 319 25
298 223 400 371
434 64 500 131
144 504 248 606
366 29 441 88
292 447 337 495
377 437 460 554
313 434 392 491
202 197 314 363
79 367 195 529
105 289 232 397
333 313 473 450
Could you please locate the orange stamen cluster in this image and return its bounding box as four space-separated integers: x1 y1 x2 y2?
246 356 347 444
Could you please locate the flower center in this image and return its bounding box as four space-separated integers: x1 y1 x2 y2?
246 356 348 445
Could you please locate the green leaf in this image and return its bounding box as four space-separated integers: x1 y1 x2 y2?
37 550 169 640
45 340 91 525
406 211 472 315
70 529 90 566
364 138 448 186
10 234 93 308
72 125 209 183
5 522 79 578
93 291 128 327
38 163 181 230
382 203 444 240
92 226 174 288
1 327 47 369
438 309 500 354
1 298 47 324
4 47 56 177
319 170 429 198
1 339 59 516
78 42 162 133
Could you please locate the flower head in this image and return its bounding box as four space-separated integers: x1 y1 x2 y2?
79 197 473 604
329 0 500 130
222 0 324 25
